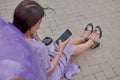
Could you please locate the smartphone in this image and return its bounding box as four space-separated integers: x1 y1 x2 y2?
56 29 72 44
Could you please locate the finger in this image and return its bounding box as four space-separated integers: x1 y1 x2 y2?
64 39 70 44
59 40 62 43
58 40 62 44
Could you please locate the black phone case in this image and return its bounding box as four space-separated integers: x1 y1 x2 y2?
56 29 72 44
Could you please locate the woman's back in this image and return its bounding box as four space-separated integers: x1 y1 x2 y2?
0 18 48 80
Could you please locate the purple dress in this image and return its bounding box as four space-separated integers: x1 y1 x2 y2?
0 18 48 80
28 38 80 80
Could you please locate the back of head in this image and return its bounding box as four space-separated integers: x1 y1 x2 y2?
13 0 45 34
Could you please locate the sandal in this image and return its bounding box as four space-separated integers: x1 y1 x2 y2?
90 38 100 49
95 26 102 38
90 26 102 49
81 23 94 41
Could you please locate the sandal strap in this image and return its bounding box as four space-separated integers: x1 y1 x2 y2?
81 36 88 42
81 23 93 42
85 23 93 34
89 38 100 49
94 26 102 38
89 37 97 44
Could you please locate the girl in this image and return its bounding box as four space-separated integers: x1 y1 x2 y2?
13 0 102 80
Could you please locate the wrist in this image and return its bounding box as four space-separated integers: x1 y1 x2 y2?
58 49 63 53
57 51 62 56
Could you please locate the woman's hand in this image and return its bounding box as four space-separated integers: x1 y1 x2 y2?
48 39 70 77
58 39 70 53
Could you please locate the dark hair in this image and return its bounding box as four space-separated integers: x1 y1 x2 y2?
13 0 45 34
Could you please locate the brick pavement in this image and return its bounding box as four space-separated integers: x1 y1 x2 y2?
0 0 120 80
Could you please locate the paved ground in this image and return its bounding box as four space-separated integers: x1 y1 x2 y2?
0 0 120 80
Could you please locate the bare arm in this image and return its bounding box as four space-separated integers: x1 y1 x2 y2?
48 51 62 77
48 39 70 77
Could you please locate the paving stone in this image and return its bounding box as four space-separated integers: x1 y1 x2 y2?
109 76 120 80
83 75 96 80
113 67 120 76
81 64 102 76
100 62 116 79
95 72 108 80
0 0 120 80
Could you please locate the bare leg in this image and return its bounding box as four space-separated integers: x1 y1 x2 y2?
72 40 94 56
72 30 100 56
69 37 85 45
69 23 93 45
69 30 91 45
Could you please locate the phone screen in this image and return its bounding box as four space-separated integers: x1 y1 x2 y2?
56 29 72 44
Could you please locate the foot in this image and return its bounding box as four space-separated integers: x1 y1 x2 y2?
81 23 93 42
89 26 102 48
